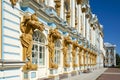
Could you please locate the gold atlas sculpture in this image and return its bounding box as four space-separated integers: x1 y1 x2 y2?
47 28 61 69
20 13 45 71
62 35 72 67
72 41 79 68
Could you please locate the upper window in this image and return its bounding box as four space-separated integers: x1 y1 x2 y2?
32 31 46 66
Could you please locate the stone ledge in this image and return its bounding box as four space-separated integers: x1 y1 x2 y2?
0 59 25 70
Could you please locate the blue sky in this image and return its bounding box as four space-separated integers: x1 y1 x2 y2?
90 0 120 54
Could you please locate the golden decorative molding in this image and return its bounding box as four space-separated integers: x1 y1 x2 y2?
54 0 61 16
0 0 2 59
10 0 18 7
66 10 71 24
20 13 45 71
62 35 72 67
75 19 78 29
78 48 82 67
47 28 61 69
81 5 88 13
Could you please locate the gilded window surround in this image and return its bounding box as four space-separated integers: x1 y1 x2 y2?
47 28 61 69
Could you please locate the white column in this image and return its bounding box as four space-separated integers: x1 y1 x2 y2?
60 0 64 19
0 0 2 59
77 4 82 33
86 19 90 41
108 50 111 66
114 49 116 66
48 0 55 8
83 13 86 37
70 0 75 27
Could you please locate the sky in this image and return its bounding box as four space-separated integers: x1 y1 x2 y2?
89 0 120 54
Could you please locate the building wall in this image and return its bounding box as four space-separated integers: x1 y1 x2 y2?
104 43 116 67
0 0 105 80
0 0 23 80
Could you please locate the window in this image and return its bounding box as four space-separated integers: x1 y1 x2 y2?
32 31 46 66
54 40 61 65
67 44 71 64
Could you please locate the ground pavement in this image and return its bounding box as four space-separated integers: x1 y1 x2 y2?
61 68 107 80
97 68 120 80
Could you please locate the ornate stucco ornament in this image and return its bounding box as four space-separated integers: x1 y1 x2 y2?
76 0 83 4
20 13 45 71
54 0 61 16
10 0 18 7
47 28 61 69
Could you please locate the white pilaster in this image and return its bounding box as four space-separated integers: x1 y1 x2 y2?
60 0 64 19
70 0 75 27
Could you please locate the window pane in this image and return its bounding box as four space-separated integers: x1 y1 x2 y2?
39 52 42 58
32 31 45 66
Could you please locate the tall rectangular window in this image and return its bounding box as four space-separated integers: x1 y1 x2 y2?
55 40 61 65
32 31 46 66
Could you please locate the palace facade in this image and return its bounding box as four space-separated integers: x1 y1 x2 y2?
0 0 105 80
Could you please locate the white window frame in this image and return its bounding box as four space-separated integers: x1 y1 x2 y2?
32 31 46 67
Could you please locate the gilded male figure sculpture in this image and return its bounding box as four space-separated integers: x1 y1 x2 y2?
20 13 44 71
47 28 61 69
